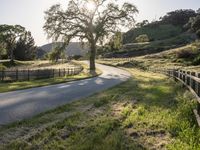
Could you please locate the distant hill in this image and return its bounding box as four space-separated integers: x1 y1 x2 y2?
123 24 183 44
38 42 90 58
104 33 196 58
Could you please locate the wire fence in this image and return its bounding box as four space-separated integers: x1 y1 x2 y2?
0 66 83 82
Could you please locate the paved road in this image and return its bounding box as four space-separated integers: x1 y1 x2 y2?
0 63 131 125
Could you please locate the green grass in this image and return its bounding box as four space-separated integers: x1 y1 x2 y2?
0 74 90 93
0 68 199 149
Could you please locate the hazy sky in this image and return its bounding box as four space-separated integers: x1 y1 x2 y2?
0 0 200 46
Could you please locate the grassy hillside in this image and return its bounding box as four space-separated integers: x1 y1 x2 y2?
104 33 195 58
99 41 200 72
123 24 183 44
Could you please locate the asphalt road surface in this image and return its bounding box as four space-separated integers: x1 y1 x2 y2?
0 63 131 125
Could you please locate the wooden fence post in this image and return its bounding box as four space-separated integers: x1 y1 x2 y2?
187 71 190 86
174 70 178 81
197 73 200 97
16 69 18 81
178 70 181 79
67 68 69 76
191 72 196 91
1 70 4 81
28 69 30 81
183 71 186 83
37 69 39 79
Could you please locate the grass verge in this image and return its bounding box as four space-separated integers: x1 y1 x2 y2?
0 61 101 93
0 67 199 149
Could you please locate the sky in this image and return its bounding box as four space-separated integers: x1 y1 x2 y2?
0 0 200 46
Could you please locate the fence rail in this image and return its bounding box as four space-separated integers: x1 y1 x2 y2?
0 66 83 82
161 69 200 127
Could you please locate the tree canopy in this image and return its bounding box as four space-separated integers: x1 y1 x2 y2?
0 24 36 62
14 31 36 60
48 43 67 62
44 0 138 70
161 9 197 26
185 14 200 38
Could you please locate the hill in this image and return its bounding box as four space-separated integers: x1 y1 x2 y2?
99 41 200 72
103 33 196 58
38 42 90 58
123 24 183 44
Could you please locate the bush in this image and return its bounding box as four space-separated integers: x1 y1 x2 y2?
0 64 7 71
135 34 149 43
70 55 82 60
176 48 198 59
192 54 200 65
196 29 200 38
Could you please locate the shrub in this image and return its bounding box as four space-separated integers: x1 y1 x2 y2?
135 34 149 43
0 64 7 71
176 48 198 59
192 54 200 65
70 55 82 60
196 29 200 38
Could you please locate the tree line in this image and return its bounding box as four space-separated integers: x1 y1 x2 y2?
0 24 36 63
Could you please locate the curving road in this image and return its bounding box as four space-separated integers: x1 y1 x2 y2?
0 63 131 125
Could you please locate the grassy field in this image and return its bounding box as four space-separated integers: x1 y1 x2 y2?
99 41 200 72
0 60 77 70
0 61 101 93
0 67 199 149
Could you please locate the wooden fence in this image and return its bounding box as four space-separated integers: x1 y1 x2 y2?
0 66 83 82
163 69 200 127
99 57 200 126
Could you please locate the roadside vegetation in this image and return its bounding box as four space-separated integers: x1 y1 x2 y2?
0 61 101 93
0 67 199 149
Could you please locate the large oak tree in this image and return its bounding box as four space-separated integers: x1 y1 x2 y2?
44 0 138 71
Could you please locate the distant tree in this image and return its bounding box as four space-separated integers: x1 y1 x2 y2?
44 0 138 71
0 24 26 63
14 31 36 60
136 20 149 28
0 42 6 59
185 13 200 38
107 32 123 51
48 43 66 62
135 34 149 43
197 8 200 14
0 34 7 59
161 9 197 27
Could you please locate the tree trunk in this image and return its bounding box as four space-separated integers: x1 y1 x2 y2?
89 43 96 71
10 48 14 64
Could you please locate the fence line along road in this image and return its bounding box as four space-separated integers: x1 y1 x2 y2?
0 66 83 82
100 58 200 126
157 69 200 127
